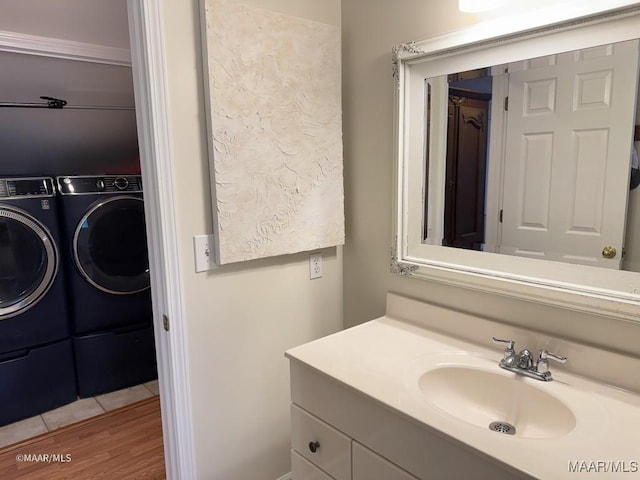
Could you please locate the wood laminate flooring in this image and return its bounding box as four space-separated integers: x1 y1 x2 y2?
0 396 165 479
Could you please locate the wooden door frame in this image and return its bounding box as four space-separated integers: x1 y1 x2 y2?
444 88 491 250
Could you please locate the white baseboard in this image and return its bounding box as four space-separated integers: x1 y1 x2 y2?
275 474 292 480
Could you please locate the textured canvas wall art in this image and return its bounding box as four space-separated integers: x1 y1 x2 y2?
201 0 345 264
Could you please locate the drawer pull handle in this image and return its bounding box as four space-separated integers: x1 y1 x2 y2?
308 441 320 453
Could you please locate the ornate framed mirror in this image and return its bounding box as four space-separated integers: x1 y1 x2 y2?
392 1 640 320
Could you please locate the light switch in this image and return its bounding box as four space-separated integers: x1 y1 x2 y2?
193 234 216 272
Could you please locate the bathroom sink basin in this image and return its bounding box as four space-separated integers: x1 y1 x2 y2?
417 365 576 439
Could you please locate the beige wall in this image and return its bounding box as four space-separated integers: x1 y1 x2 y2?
160 0 342 478
341 0 640 356
0 0 130 48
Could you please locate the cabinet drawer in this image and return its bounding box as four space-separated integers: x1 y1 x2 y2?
292 451 335 480
291 405 351 480
353 441 420 480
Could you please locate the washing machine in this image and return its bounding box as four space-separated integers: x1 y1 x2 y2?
0 176 76 426
56 175 157 397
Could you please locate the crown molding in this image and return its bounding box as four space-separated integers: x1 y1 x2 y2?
0 29 131 66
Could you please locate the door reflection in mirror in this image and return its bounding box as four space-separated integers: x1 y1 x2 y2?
423 40 640 272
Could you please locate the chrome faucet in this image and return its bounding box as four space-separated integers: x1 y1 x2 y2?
492 337 566 381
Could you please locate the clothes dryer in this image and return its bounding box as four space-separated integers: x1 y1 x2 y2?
0 176 76 425
0 177 70 349
56 175 152 333
56 175 157 397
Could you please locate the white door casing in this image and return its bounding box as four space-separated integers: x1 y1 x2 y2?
424 75 449 246
0 3 197 477
127 0 197 478
499 40 640 269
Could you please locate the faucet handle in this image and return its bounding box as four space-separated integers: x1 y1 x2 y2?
492 337 515 359
538 349 567 363
492 337 515 350
537 349 567 374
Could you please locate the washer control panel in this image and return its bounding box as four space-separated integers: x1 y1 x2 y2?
0 177 55 198
57 175 143 195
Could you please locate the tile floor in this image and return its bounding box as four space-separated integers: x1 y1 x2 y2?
0 380 159 449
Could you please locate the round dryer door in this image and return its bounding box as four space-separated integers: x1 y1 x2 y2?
0 205 58 319
73 196 150 295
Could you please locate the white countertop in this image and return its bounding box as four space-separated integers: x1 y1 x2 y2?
286 314 640 479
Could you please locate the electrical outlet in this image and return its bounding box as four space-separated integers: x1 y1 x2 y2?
309 253 322 279
193 234 216 272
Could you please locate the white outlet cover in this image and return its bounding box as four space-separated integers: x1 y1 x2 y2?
309 253 323 279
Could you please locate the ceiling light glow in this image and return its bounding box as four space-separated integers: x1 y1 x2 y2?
459 0 505 13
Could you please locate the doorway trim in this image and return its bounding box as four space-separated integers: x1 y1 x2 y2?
0 3 196 477
127 1 196 478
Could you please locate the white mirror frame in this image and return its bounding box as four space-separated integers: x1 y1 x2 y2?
392 1 640 321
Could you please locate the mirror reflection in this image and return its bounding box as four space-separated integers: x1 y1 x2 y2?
423 40 640 272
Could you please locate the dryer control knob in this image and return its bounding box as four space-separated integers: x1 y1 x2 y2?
114 177 129 190
96 179 105 191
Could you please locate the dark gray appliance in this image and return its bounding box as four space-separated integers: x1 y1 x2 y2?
56 175 157 397
0 176 76 426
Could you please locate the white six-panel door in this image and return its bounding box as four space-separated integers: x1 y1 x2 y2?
499 40 639 269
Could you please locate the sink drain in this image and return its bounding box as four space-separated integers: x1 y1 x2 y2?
488 421 516 435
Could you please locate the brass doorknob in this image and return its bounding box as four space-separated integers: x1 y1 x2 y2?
602 246 617 259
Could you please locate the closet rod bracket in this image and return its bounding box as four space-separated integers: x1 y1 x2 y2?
40 96 67 109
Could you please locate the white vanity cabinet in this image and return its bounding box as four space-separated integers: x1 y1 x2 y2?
290 402 418 480
287 296 640 479
352 442 419 480
291 451 335 480
291 405 351 479
288 359 529 480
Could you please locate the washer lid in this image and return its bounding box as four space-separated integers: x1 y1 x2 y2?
73 196 150 295
0 205 57 319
